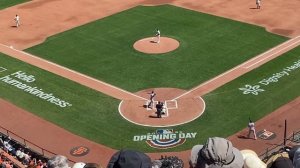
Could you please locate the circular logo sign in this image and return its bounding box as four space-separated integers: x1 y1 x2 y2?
70 146 90 157
257 129 276 140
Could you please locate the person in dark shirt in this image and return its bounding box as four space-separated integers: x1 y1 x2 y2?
156 101 163 118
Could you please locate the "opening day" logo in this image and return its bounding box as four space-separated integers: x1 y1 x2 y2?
133 129 197 149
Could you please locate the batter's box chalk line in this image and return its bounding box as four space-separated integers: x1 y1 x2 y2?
144 100 170 117
145 100 159 110
162 100 169 117
0 67 7 73
165 100 178 109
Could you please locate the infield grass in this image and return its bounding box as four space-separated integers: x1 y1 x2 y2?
1 46 300 152
26 5 287 92
1 5 299 152
0 0 30 9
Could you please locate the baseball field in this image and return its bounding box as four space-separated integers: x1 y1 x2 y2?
0 0 300 166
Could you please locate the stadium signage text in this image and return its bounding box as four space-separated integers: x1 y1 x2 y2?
133 129 197 149
0 71 72 108
239 59 300 95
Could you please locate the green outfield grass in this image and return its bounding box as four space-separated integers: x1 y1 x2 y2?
0 0 29 9
1 5 300 152
1 47 300 152
26 5 287 92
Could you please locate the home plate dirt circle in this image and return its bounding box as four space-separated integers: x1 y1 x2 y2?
119 88 206 127
133 37 180 54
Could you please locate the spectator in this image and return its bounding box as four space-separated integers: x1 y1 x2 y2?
3 138 15 155
289 145 300 161
266 152 293 168
72 162 85 168
73 162 102 168
2 159 8 168
47 155 70 168
0 134 49 168
36 161 43 168
270 157 293 168
151 160 162 168
42 160 48 168
15 148 22 161
6 160 13 168
107 149 151 168
0 154 3 165
189 137 244 168
159 156 184 168
240 149 266 168
0 136 4 148
28 158 36 168
23 151 31 165
293 147 300 168
18 149 25 162
84 163 102 168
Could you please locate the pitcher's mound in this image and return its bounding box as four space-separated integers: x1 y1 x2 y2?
133 37 179 54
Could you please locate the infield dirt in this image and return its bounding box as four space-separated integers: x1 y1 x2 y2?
0 0 299 167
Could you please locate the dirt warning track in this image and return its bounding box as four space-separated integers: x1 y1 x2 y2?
0 0 300 167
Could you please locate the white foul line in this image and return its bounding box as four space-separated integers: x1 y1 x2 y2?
0 43 147 101
174 36 300 100
244 38 300 69
241 36 300 69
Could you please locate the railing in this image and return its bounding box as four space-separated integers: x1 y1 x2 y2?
258 130 300 162
0 125 76 164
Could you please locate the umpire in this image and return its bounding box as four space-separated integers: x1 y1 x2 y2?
156 101 163 118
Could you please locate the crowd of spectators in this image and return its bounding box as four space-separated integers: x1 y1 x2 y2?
68 137 300 168
0 134 48 168
47 155 101 168
0 152 15 168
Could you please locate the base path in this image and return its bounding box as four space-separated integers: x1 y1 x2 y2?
0 44 145 101
0 99 116 166
228 96 300 156
0 0 299 50
0 29 299 168
0 0 142 50
0 0 300 167
144 0 300 38
175 36 300 99
0 98 192 166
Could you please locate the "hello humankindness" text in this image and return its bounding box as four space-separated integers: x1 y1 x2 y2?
0 71 72 108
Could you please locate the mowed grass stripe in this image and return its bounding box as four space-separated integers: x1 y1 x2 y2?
2 46 300 152
2 5 299 152
179 46 300 149
0 53 149 150
26 5 287 92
